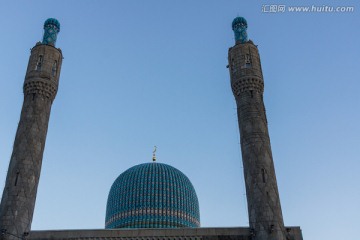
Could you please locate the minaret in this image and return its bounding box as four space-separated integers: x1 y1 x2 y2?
0 18 62 239
228 17 286 240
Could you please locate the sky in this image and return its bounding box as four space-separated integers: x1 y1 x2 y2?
0 1 359 239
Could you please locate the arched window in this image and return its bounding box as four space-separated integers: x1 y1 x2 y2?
245 53 252 68
14 170 20 186
52 60 57 76
35 55 43 70
261 168 266 183
231 58 236 74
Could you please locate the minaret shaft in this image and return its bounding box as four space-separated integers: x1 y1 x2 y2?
0 21 62 238
229 40 286 240
0 95 52 238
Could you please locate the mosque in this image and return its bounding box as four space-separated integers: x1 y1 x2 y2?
0 17 302 240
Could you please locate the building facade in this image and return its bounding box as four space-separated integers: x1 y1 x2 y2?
0 17 302 240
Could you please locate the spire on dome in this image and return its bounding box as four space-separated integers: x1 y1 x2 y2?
152 146 157 162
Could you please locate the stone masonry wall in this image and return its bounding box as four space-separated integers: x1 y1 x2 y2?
28 227 303 240
0 44 62 240
228 41 287 240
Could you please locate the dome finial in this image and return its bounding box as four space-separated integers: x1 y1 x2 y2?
152 146 157 162
232 16 248 43
42 18 60 46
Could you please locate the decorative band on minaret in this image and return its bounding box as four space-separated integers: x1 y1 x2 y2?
0 18 62 240
228 17 286 240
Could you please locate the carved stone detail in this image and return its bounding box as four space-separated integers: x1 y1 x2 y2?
24 79 57 99
0 42 62 239
231 77 264 96
229 41 286 240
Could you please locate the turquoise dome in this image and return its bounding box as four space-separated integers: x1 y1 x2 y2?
105 162 200 229
232 17 248 43
44 18 60 31
42 18 60 46
232 17 247 30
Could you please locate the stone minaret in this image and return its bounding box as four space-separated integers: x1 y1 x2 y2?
228 17 286 240
0 18 62 239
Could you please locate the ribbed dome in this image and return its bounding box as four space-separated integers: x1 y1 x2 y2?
44 18 60 31
232 16 247 30
105 162 200 229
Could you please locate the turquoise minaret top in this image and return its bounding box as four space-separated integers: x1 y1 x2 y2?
232 17 248 43
42 18 60 46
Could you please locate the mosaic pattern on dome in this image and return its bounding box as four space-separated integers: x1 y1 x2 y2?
106 162 200 229
232 17 248 43
42 18 60 46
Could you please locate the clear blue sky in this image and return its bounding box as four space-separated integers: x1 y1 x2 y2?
0 1 359 239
